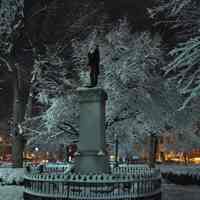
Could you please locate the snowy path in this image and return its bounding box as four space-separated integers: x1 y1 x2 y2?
0 184 199 200
0 186 23 200
162 184 200 200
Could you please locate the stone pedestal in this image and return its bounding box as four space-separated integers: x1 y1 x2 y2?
74 87 110 174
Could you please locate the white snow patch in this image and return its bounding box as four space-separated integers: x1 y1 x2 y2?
0 186 23 200
160 164 200 177
0 168 25 185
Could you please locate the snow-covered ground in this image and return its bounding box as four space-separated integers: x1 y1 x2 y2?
0 184 199 200
0 168 24 185
0 186 23 200
162 184 200 200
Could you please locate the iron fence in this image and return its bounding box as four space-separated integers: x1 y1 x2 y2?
24 165 161 200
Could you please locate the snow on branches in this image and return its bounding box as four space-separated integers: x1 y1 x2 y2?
150 0 200 110
71 18 193 148
29 17 200 151
150 0 192 18
0 0 24 55
165 37 200 110
24 14 200 152
23 45 80 145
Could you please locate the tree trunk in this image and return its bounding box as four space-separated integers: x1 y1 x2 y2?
64 145 69 163
12 67 28 168
183 152 188 165
25 87 33 120
58 144 64 161
149 133 157 168
12 135 25 168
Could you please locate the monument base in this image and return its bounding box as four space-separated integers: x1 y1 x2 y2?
74 150 110 174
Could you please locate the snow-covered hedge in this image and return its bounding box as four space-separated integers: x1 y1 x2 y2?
160 165 200 185
160 165 200 176
0 168 25 185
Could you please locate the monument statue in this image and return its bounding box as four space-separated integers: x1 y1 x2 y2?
87 44 100 87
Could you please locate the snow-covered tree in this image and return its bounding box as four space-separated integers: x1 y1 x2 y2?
150 0 200 110
0 0 23 65
0 0 28 167
14 1 200 158
28 18 200 157
22 47 79 145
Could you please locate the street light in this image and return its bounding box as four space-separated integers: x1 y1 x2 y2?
35 147 39 152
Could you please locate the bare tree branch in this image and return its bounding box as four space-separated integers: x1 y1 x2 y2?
0 56 12 72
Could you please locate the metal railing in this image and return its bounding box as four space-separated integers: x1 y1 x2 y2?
24 165 161 200
112 164 157 175
26 165 70 174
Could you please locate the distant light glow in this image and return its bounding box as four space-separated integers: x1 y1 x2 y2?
110 155 115 161
41 160 48 163
170 158 182 162
35 147 39 151
190 157 200 164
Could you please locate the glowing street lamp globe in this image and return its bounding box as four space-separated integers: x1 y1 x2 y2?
35 147 39 152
